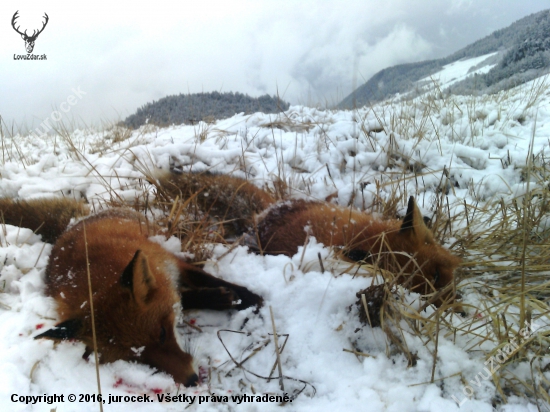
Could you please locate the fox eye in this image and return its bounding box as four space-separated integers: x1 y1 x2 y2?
345 249 371 263
159 326 166 345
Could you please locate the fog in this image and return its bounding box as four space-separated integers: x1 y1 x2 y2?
0 0 547 131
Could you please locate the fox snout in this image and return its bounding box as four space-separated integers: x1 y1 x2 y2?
141 339 198 386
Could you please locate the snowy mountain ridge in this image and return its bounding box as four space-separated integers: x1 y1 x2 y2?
339 8 550 108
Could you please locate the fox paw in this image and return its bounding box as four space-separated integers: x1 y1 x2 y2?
216 287 241 309
232 287 263 310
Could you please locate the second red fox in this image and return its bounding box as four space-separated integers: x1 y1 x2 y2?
255 197 460 306
0 203 263 386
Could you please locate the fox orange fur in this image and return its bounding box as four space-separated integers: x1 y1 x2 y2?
255 197 460 306
154 170 275 236
0 198 89 243
0 201 263 386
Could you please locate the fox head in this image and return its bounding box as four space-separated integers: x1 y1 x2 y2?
35 250 198 387
345 197 461 306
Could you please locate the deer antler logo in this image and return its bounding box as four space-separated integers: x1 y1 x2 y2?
12 11 49 54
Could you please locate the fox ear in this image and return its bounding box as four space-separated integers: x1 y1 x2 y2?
34 318 83 341
400 197 435 244
120 250 157 303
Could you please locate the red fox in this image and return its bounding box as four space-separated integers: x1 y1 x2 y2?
153 170 275 236
254 197 460 306
152 172 460 305
1 201 262 386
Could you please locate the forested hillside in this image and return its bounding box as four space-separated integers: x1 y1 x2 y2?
124 92 290 128
339 9 550 108
450 10 550 94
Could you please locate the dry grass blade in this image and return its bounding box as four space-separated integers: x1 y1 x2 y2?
82 223 103 412
216 329 316 400
269 306 285 391
520 113 537 328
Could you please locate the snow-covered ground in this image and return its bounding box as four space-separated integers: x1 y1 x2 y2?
1 77 550 412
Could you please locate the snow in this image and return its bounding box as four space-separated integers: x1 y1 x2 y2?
418 52 499 90
1 77 550 411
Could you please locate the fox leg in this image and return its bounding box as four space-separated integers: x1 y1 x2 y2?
180 287 242 310
178 261 263 310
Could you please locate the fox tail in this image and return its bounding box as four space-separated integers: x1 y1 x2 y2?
0 197 89 243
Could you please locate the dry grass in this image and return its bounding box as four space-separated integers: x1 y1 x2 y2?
249 79 549 407
341 84 550 409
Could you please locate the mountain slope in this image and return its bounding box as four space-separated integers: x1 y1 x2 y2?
339 9 550 108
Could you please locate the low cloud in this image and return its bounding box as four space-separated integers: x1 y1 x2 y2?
1 0 548 128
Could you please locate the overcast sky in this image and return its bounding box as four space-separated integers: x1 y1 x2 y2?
0 0 548 132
